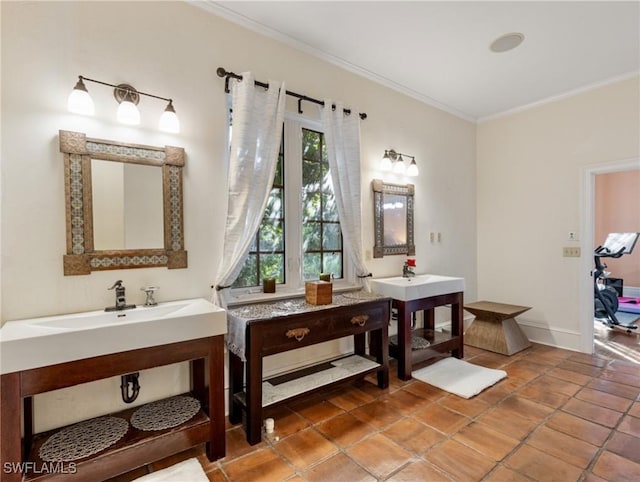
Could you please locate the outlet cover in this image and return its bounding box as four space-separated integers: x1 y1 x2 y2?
563 247 581 257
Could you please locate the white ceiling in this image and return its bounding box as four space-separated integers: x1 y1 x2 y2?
200 1 640 121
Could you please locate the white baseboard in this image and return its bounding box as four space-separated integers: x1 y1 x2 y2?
517 321 582 352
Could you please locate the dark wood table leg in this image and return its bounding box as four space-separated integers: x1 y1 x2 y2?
451 293 464 359
369 327 389 388
396 300 413 381
245 334 263 445
228 352 243 425
206 338 225 461
1 373 22 482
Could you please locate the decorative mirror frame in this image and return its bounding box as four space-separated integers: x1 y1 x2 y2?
59 130 187 275
372 179 415 258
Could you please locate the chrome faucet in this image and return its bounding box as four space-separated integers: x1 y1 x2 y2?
105 280 136 312
402 261 416 278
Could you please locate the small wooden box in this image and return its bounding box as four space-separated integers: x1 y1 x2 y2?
305 281 332 305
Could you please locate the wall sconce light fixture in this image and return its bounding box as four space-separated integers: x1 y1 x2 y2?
67 75 180 133
380 149 419 177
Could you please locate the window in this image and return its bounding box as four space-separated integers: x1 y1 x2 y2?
233 118 349 291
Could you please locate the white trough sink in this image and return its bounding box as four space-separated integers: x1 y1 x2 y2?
0 298 226 374
370 274 465 301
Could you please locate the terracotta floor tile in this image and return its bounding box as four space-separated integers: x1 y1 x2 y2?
522 347 572 366
532 373 583 396
503 360 549 380
290 399 344 424
205 467 228 482
527 426 598 469
562 398 623 428
315 412 375 448
325 386 374 411
587 378 639 400
617 414 640 438
496 395 554 422
438 393 491 417
473 383 513 405
592 450 640 481
273 427 338 469
387 459 453 481
346 433 413 479
558 360 604 377
262 406 310 440
470 352 511 369
424 438 496 481
222 448 294 482
402 380 447 401
483 465 532 482
476 407 539 441
382 417 445 454
582 474 608 482
630 401 640 418
544 411 612 446
517 384 571 408
505 444 583 481
576 387 634 412
303 452 375 482
453 421 520 461
414 403 471 434
382 387 433 415
568 353 610 368
606 359 640 375
351 399 405 429
600 369 640 389
606 431 640 464
223 427 266 462
547 366 594 386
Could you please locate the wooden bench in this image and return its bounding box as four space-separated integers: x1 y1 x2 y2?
464 301 531 355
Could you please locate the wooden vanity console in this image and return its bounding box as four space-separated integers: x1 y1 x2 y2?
0 336 225 481
227 292 390 445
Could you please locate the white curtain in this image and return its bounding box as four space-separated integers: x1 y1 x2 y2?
322 101 371 289
213 73 286 306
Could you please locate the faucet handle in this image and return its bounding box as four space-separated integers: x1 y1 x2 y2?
141 286 159 306
108 280 124 290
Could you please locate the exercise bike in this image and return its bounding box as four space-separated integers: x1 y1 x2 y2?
593 232 639 333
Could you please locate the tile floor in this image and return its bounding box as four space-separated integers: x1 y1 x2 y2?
113 323 639 481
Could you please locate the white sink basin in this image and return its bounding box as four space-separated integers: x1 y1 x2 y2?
370 274 465 301
0 298 226 374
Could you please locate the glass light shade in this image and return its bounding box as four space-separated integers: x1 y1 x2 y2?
159 102 180 133
67 86 94 116
392 155 406 174
380 152 392 171
117 100 140 125
406 159 419 177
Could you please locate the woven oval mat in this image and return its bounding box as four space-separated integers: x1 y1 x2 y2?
131 395 200 431
39 416 129 462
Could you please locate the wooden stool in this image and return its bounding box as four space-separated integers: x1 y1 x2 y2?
464 301 531 355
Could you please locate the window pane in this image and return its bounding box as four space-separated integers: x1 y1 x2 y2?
303 130 321 161
259 218 284 251
234 254 257 288
302 191 322 222
260 254 284 282
323 253 342 279
322 223 342 250
302 222 321 251
322 193 339 221
303 252 321 280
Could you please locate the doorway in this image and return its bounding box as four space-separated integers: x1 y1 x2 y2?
580 158 640 356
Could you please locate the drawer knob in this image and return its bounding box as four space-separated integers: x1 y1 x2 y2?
350 315 369 327
286 327 310 341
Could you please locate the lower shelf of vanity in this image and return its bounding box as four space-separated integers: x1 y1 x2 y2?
389 328 463 364
234 354 381 409
23 392 210 482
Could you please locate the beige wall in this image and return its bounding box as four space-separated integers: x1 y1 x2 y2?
1 1 476 431
477 76 640 350
595 170 640 288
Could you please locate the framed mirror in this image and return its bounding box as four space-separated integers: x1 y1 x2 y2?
59 130 187 275
372 179 415 258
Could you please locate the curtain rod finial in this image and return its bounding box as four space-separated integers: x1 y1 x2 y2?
216 67 228 78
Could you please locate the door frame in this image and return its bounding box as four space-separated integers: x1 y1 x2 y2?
579 157 640 353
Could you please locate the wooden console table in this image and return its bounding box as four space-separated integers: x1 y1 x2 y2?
393 292 464 381
464 301 531 355
227 292 390 445
0 337 225 482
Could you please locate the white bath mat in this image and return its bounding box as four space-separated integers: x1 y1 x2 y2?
133 458 208 481
412 357 507 399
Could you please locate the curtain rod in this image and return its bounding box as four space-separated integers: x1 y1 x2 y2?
216 67 367 120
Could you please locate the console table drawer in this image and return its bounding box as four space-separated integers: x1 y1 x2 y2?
256 303 387 355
